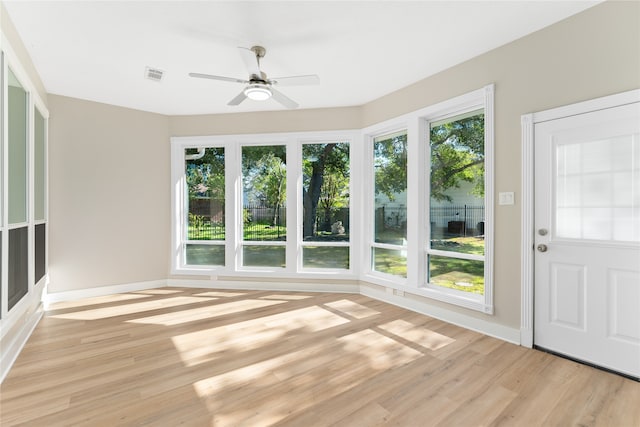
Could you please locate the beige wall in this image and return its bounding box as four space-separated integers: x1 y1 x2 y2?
46 1 639 333
47 95 170 292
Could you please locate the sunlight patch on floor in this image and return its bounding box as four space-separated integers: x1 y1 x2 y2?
46 293 151 310
128 298 284 326
378 319 455 351
337 329 424 369
171 305 349 366
133 289 184 295
324 299 380 319
194 328 424 426
193 291 248 298
49 296 209 320
259 293 313 300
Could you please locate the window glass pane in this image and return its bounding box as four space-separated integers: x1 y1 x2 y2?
372 247 407 278
242 146 287 242
428 255 484 295
8 68 28 224
373 131 407 244
186 147 225 241
302 142 350 241
243 245 286 268
303 246 349 269
429 110 485 255
186 244 225 266
34 108 46 221
35 223 46 284
9 227 29 309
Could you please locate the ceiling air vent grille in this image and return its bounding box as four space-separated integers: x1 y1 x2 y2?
145 66 164 82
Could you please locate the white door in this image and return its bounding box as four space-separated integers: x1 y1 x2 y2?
534 101 640 379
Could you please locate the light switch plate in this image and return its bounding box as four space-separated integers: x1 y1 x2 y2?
499 191 515 205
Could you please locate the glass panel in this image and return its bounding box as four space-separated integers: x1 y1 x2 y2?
429 110 485 255
428 255 484 295
34 108 46 221
373 131 407 245
186 244 225 266
35 223 46 284
303 246 349 269
9 227 29 310
555 135 640 242
372 247 407 277
243 245 286 268
186 147 225 241
302 142 350 242
8 68 28 224
242 145 287 242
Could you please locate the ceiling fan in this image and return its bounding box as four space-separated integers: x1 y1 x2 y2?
189 46 320 109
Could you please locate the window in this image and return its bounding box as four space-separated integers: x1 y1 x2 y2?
371 131 408 278
184 147 226 267
7 67 29 310
301 142 350 270
423 85 494 312
241 145 287 268
427 110 486 294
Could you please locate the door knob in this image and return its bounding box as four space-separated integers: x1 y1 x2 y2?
537 244 548 252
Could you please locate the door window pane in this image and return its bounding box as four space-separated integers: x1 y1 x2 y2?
9 227 28 309
8 68 28 224
555 135 640 242
34 108 46 221
35 224 46 284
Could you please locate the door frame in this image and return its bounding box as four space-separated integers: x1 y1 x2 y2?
520 88 640 348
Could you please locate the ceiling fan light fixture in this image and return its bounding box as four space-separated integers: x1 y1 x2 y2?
244 84 272 101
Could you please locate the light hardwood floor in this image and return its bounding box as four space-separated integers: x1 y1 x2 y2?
1 287 638 426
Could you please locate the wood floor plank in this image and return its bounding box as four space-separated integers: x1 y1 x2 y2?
1 287 638 426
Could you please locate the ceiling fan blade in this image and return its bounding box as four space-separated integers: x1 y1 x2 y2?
189 72 247 84
227 90 248 106
270 87 299 109
238 47 262 78
272 74 320 86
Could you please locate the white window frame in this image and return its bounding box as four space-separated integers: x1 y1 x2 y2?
365 127 410 284
170 130 359 279
298 138 353 274
419 85 494 313
360 84 494 313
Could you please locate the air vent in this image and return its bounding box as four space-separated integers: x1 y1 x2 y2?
145 66 164 82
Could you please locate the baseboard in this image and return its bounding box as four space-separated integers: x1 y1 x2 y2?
1 305 43 384
44 279 169 305
167 278 360 294
360 284 521 345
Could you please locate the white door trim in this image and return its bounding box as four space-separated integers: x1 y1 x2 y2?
520 88 640 348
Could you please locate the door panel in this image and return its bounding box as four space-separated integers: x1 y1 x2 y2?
534 102 640 378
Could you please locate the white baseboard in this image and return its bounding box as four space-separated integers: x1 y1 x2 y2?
167 278 360 294
44 279 168 305
1 305 43 384
360 284 521 345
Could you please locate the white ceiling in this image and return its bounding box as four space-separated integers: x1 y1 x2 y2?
4 1 601 116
